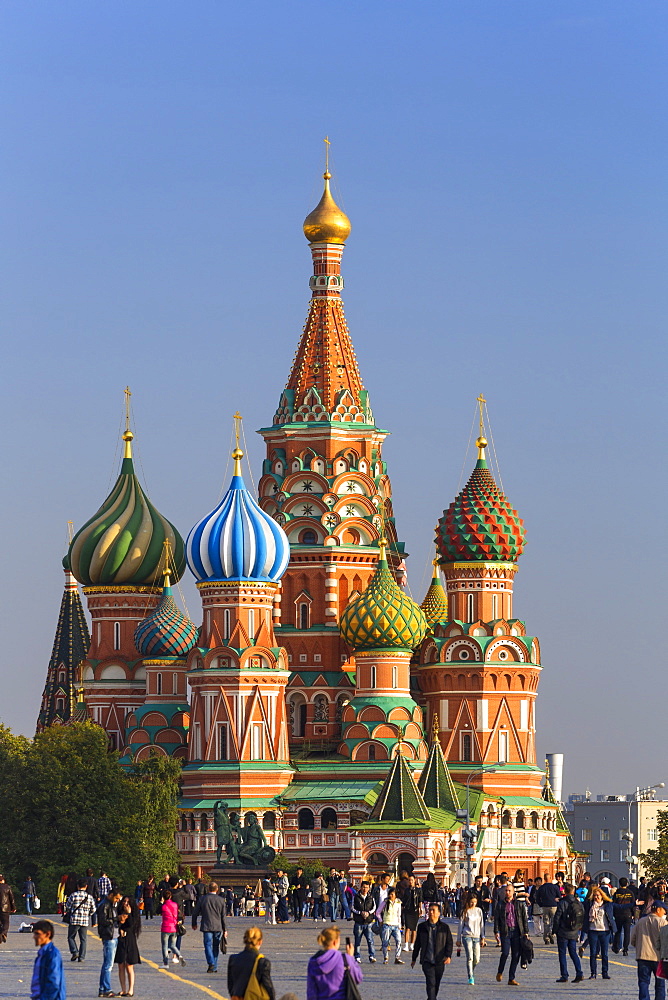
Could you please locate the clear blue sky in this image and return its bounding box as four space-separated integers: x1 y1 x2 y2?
1 1 666 796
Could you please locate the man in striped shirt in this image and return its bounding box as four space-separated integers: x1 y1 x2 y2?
97 872 112 899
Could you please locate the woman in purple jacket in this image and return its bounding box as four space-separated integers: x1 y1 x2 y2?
307 926 362 1000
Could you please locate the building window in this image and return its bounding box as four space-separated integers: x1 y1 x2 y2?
114 622 121 650
467 594 474 621
56 698 65 712
368 744 376 761
302 529 317 545
392 664 398 688
218 723 228 761
499 731 509 763
248 609 255 637
224 609 231 642
172 673 178 695
300 603 309 629
620 849 628 862
298 808 315 829
314 654 321 662
581 829 592 842
600 849 609 862
251 723 263 761
156 673 162 695
462 732 472 762
648 829 658 841
492 593 499 619
59 671 66 684
370 665 377 689
600 829 610 842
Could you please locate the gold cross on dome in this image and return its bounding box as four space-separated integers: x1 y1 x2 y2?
477 393 486 437
324 136 331 173
233 412 242 448
124 386 132 433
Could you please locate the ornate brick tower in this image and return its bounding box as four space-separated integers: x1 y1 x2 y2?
418 406 544 799
67 398 187 750
257 165 406 746
180 440 293 815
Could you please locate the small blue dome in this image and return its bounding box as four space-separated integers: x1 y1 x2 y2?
134 585 199 658
186 451 290 583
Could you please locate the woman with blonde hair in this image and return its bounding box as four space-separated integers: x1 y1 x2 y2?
582 885 616 980
227 926 275 1000
457 891 486 985
307 925 363 1000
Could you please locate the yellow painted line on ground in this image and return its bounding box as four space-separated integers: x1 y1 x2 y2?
53 921 229 999
543 947 635 969
143 958 229 1000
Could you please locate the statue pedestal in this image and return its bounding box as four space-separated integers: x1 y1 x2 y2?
207 863 275 888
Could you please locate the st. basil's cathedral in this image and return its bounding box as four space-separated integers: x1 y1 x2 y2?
38 163 574 882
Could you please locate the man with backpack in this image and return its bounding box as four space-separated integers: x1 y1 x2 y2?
536 877 562 945
553 883 584 983
612 877 636 956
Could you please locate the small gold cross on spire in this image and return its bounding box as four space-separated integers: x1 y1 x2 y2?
432 713 440 744
232 412 244 475
122 386 134 458
324 136 331 176
476 394 487 459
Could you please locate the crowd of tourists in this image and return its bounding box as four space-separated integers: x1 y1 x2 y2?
5 866 668 1000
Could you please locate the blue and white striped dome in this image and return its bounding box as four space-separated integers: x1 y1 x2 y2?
186 450 290 583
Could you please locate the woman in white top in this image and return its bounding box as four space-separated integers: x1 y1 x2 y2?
457 891 486 985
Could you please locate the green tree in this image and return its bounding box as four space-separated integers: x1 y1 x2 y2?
639 808 668 881
0 722 181 908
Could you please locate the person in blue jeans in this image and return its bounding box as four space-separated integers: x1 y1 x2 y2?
192 882 226 973
583 886 616 980
352 882 376 963
96 888 122 998
631 902 667 1000
24 877 37 916
553 883 584 983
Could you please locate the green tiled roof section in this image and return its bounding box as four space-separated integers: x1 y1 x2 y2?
279 781 379 802
437 458 526 564
353 806 459 833
503 795 558 808
368 752 430 823
418 740 461 812
179 798 279 810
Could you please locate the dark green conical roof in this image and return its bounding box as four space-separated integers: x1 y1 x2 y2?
368 749 430 823
418 735 461 813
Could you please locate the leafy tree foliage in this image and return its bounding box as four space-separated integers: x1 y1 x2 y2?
0 722 180 906
639 808 668 881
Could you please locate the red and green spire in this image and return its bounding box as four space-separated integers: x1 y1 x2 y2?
436 430 525 564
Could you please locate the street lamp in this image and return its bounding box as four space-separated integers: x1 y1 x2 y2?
455 767 499 888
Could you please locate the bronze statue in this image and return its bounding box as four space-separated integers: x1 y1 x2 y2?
213 800 240 865
212 803 275 867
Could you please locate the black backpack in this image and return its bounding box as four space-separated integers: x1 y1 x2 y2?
562 899 583 931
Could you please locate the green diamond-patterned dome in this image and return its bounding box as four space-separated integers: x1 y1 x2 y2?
340 541 428 652
420 561 449 629
436 446 526 564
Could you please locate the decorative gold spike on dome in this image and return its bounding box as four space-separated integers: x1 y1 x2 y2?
303 139 351 244
232 412 244 476
431 713 440 744
123 386 134 458
476 393 487 459
162 538 172 586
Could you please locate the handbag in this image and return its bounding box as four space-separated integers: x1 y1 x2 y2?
33 897 41 911
244 953 269 1000
657 960 667 979
176 920 186 937
342 953 362 1000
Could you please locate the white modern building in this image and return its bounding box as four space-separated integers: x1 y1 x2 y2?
565 784 666 885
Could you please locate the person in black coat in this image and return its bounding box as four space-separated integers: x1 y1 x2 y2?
227 926 274 1000
493 883 530 986
411 902 453 1000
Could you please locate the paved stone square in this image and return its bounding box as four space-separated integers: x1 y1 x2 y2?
0 913 639 1000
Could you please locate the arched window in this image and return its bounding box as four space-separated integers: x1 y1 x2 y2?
288 694 307 737
368 744 376 761
156 673 162 695
298 808 315 830
302 530 317 545
461 732 472 761
321 808 337 830
56 698 64 712
200 812 210 831
370 665 377 689
502 810 512 828
59 671 66 685
114 622 121 650
224 609 231 642
492 593 499 619
530 811 539 829
467 594 474 621
516 810 526 829
367 851 389 871
397 852 415 875
392 664 398 688
300 603 309 629
498 731 509 763
248 609 255 638
180 815 188 832
262 811 276 830
313 695 329 722
189 813 196 831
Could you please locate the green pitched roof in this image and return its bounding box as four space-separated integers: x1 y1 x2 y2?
418 738 461 812
368 751 430 823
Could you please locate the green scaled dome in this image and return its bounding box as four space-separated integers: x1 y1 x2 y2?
340 540 428 652
420 561 449 629
68 431 186 587
436 439 526 564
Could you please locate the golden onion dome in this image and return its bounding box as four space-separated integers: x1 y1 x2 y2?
303 172 351 244
340 539 428 652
